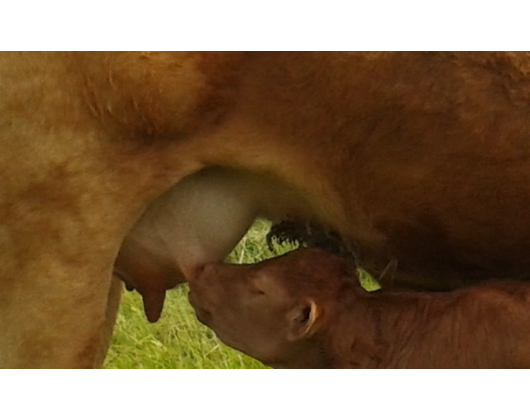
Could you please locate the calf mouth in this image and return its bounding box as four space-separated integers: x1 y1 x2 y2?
188 291 213 326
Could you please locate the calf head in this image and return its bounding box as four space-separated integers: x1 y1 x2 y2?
188 248 356 367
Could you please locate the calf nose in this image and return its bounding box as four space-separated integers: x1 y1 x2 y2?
188 262 218 292
196 262 221 281
184 259 221 282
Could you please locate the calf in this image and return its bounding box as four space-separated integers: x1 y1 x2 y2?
188 248 530 368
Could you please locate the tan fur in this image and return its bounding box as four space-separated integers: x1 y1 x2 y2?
2 52 530 366
189 249 530 368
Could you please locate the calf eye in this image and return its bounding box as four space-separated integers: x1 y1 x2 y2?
250 278 267 296
252 286 265 296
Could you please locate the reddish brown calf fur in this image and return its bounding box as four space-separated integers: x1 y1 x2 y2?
189 249 530 369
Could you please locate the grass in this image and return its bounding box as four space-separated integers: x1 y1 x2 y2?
105 286 267 369
105 220 291 369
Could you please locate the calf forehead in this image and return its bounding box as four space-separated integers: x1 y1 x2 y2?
259 249 352 293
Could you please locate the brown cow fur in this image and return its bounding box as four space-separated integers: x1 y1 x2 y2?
118 52 530 297
189 249 530 369
3 52 530 366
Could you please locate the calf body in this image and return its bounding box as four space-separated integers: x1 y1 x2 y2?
189 249 530 368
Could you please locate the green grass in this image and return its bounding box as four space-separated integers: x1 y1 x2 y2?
105 286 267 368
105 220 291 369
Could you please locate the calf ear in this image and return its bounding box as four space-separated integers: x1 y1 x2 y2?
287 300 320 341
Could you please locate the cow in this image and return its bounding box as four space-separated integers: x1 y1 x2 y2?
2 52 530 367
